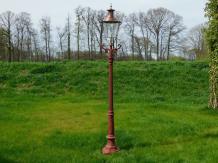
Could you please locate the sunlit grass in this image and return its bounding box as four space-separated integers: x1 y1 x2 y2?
1 61 218 162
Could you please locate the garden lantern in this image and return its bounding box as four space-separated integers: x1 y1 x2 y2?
102 5 121 45
101 5 121 155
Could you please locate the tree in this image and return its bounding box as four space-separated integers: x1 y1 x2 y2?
81 7 92 59
205 0 218 109
0 27 7 60
56 26 66 59
134 36 143 58
0 11 16 62
31 29 41 61
146 8 169 60
25 15 34 61
40 17 52 62
135 12 151 60
187 24 207 59
145 8 185 60
166 13 185 60
66 15 71 60
14 12 33 61
125 13 137 59
92 10 105 56
75 6 84 60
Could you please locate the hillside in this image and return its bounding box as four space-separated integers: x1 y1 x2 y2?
1 61 218 163
0 61 209 104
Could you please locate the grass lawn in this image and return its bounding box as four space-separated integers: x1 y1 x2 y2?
0 61 218 162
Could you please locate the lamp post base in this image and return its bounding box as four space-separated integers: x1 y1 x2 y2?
102 144 119 155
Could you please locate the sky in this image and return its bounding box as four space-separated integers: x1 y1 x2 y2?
0 0 208 29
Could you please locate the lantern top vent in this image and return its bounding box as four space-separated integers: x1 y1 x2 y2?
103 5 121 24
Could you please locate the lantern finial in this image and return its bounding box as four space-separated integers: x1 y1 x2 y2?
110 3 112 9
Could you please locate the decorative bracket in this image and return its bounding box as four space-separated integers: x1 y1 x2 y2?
100 44 122 54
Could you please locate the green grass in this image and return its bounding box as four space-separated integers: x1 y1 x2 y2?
0 61 218 163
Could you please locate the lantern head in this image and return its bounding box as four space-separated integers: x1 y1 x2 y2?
102 5 121 43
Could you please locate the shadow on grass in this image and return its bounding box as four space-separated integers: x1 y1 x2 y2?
45 129 145 152
0 156 17 163
116 130 152 151
44 130 105 150
199 106 218 115
203 132 218 138
116 130 134 150
44 128 218 154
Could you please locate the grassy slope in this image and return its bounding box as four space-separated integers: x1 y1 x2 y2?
0 61 218 163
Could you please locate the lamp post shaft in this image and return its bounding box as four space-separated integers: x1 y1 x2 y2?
102 43 119 155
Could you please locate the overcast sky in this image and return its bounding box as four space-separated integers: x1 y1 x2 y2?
0 0 208 29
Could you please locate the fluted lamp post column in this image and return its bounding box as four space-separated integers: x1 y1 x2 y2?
101 5 122 155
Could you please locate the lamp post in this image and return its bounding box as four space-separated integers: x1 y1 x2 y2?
101 5 121 155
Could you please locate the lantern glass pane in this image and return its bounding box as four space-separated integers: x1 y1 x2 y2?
103 22 120 41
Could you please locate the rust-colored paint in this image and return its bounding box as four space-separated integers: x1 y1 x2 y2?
102 43 119 155
101 5 121 155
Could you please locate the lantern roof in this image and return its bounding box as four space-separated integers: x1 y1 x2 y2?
103 5 121 24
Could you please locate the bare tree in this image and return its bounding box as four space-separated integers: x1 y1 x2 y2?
32 29 41 61
90 13 96 59
14 12 33 61
40 17 52 62
187 24 207 59
135 12 153 60
92 10 105 56
0 11 16 62
145 8 185 60
134 36 143 57
57 27 66 59
15 13 25 61
146 8 170 60
125 13 137 59
0 6 187 62
75 6 84 60
137 12 148 60
166 13 185 60
25 16 34 61
66 15 71 60
0 27 7 60
81 7 92 59
114 12 125 52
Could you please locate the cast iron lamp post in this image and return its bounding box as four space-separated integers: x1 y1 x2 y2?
101 5 121 155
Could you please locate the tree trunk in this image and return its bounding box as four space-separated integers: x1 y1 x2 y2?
99 22 103 57
8 28 12 62
209 60 218 109
87 24 91 60
156 34 159 61
68 32 71 60
77 18 80 60
167 33 171 60
67 16 71 60
131 29 135 60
